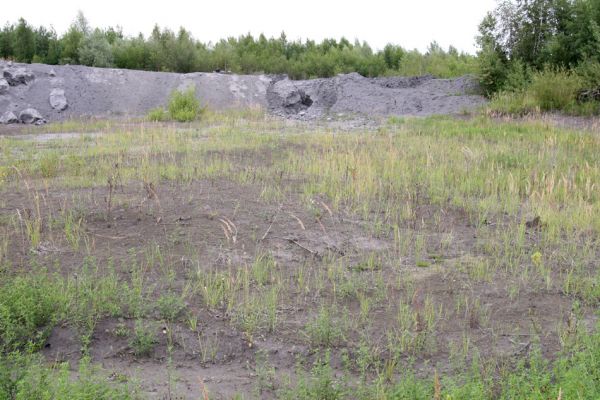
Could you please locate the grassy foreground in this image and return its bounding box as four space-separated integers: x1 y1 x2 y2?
0 111 599 399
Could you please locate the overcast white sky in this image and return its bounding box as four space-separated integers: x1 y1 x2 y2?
2 0 497 53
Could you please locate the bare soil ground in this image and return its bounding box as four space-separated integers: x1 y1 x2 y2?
3 172 581 399
1 113 598 398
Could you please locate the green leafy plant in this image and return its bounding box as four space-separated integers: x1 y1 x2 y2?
0 276 62 352
129 320 156 357
304 306 343 348
156 293 185 322
168 88 202 122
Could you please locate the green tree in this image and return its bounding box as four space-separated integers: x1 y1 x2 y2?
79 29 114 67
0 24 14 59
60 11 89 63
14 18 35 62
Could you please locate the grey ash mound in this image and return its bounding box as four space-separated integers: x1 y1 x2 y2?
0 60 486 124
267 73 486 119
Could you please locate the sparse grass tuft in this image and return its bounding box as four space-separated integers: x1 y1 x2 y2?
147 107 168 122
304 306 344 348
0 111 599 398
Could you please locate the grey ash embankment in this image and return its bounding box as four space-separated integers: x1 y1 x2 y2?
268 73 485 119
0 60 486 124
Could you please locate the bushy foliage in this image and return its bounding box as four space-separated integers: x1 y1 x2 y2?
488 69 584 115
79 29 114 67
487 90 539 116
167 88 202 122
577 58 600 88
478 45 508 96
529 69 582 111
147 88 203 122
0 275 63 352
476 0 600 113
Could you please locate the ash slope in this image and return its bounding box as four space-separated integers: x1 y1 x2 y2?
0 61 486 122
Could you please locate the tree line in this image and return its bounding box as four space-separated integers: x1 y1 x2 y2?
478 0 600 95
0 12 477 80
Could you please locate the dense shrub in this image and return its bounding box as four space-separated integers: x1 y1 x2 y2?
168 88 202 122
475 0 600 114
147 88 203 122
529 69 582 111
576 59 600 88
487 69 588 115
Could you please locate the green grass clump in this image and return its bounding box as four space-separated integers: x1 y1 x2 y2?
129 321 156 357
156 293 185 322
280 353 345 400
487 90 539 116
0 354 137 399
304 307 344 348
37 153 60 179
0 276 63 352
146 107 167 122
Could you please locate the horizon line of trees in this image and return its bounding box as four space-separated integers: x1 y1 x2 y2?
478 0 600 95
0 12 478 80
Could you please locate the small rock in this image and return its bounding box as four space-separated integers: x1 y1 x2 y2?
49 88 68 111
19 108 46 124
0 111 18 124
0 78 8 95
3 67 35 86
48 69 56 77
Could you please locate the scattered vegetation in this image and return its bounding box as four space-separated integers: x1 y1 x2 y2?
1 1 599 396
0 111 599 397
0 354 138 399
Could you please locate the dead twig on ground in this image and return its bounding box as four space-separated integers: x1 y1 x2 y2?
275 236 320 258
289 213 305 230
260 205 282 241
